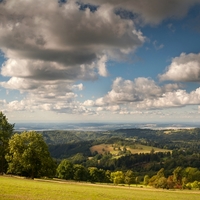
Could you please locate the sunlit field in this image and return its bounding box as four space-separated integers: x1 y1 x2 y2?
90 143 170 155
1 176 200 200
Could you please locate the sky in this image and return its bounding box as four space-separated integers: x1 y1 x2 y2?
1 0 200 123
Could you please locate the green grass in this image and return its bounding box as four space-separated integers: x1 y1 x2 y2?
1 176 200 200
127 144 171 154
90 143 170 156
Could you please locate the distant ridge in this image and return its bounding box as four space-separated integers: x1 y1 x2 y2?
14 122 199 132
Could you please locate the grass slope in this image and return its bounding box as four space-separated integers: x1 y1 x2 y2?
90 143 170 155
1 176 200 200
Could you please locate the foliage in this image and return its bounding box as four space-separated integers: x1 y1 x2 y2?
42 130 82 145
182 167 200 183
191 181 200 189
6 131 56 178
146 166 200 189
149 168 167 188
124 170 135 185
143 175 150 186
41 128 200 175
48 129 200 179
110 171 124 185
69 153 87 164
41 128 200 154
88 167 106 183
73 164 88 181
156 177 167 189
173 167 183 188
0 112 14 173
48 141 92 159
56 161 110 183
167 175 175 189
57 159 74 180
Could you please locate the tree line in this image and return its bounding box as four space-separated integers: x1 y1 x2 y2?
146 167 200 189
57 159 200 189
57 159 139 185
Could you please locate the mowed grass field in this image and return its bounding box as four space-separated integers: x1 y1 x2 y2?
90 143 170 155
1 176 200 200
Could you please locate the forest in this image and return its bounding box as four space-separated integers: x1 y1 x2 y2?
1 111 200 189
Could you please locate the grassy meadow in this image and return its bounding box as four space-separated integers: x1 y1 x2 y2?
1 176 200 200
90 143 170 156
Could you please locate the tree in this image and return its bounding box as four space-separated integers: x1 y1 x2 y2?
88 167 104 183
0 112 14 174
173 167 183 188
167 175 175 189
182 167 200 183
143 175 150 186
157 168 165 178
70 153 87 164
6 131 56 178
157 177 167 189
57 159 74 180
110 171 124 185
73 164 88 181
104 170 111 183
191 180 200 189
149 168 166 188
124 170 135 186
135 176 139 186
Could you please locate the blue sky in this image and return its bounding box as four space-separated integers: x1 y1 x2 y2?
1 0 200 123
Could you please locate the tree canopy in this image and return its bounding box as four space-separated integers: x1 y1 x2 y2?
56 159 74 180
6 131 56 178
0 112 14 174
124 170 135 186
73 164 88 181
110 171 124 185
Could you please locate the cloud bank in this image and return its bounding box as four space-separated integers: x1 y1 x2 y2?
0 0 145 113
81 0 200 24
0 0 200 117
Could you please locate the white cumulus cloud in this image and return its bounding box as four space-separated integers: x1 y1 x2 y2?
159 53 200 82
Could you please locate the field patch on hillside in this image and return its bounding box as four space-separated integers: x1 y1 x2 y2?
90 143 171 156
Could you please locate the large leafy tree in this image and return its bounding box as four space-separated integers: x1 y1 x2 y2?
173 166 183 188
0 112 14 174
56 159 74 180
73 164 88 181
88 167 106 183
110 171 124 185
124 170 135 186
6 131 56 178
149 168 166 188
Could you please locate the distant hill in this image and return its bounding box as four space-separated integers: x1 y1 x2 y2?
41 130 83 144
114 128 156 138
36 128 200 160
